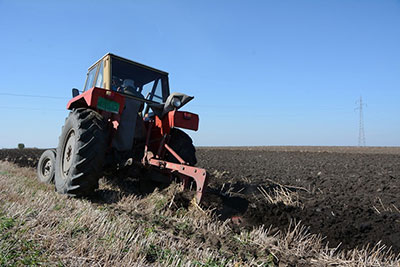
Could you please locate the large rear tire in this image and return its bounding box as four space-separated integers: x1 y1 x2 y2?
166 128 197 166
55 108 108 197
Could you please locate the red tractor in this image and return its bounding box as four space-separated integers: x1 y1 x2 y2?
37 53 208 203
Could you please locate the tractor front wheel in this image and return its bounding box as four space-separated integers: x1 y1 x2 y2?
37 149 56 184
54 108 108 197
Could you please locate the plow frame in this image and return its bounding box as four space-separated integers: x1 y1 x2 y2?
142 120 208 203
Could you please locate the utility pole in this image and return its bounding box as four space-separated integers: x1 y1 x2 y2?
356 96 366 147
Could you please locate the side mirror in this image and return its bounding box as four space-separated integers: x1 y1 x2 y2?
72 88 80 97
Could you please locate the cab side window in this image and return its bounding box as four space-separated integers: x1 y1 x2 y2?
153 79 163 102
95 61 104 88
84 65 98 91
141 78 163 103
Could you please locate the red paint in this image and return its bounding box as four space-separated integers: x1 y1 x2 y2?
231 216 243 226
164 143 185 164
144 120 163 154
155 114 168 135
168 110 199 131
67 87 125 114
142 119 209 203
154 110 199 136
148 158 208 203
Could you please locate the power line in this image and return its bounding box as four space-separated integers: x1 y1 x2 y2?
0 93 68 99
0 106 66 111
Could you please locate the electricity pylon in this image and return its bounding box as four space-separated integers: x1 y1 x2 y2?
355 96 366 147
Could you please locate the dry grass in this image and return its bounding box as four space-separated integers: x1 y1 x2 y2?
372 197 400 217
0 161 399 266
258 185 303 208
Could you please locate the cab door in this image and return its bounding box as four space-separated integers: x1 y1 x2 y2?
83 59 106 91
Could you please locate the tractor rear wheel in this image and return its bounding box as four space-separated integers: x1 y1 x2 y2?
54 108 108 197
166 128 197 166
37 149 56 184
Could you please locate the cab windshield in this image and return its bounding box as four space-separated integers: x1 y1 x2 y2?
111 58 168 103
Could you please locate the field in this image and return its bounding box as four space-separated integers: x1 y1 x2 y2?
0 146 399 266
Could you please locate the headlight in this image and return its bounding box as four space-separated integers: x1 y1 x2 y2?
172 97 181 108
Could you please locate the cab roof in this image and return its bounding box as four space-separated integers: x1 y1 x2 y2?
88 53 169 76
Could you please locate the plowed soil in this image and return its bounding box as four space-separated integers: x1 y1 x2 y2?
1 146 399 254
0 148 43 168
197 146 400 254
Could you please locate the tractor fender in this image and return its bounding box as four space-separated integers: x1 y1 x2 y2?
155 110 199 135
67 87 125 114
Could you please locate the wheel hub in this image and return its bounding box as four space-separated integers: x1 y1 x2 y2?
62 130 76 179
42 159 52 178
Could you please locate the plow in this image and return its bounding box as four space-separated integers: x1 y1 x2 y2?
37 53 209 203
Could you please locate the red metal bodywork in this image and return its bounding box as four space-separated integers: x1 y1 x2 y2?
67 87 208 203
143 119 208 203
155 110 199 135
145 110 199 154
67 87 125 114
67 87 125 130
144 112 206 203
148 157 208 203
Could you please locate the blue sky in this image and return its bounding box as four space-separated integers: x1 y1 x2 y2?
0 0 399 148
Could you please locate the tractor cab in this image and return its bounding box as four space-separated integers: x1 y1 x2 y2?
73 53 195 119
71 53 197 153
83 53 170 110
